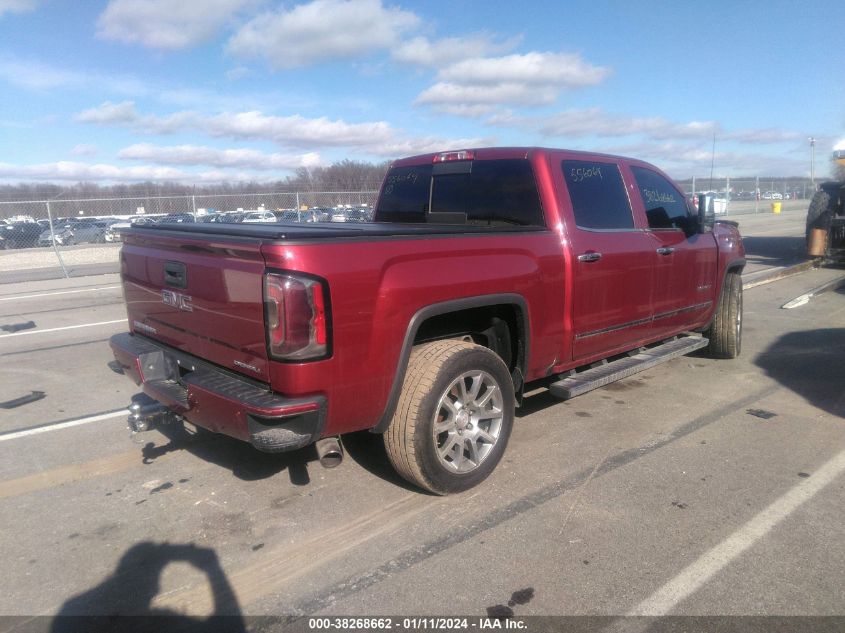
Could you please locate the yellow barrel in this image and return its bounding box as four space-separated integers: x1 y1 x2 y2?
772 201 782 214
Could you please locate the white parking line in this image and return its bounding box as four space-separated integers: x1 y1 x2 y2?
0 410 128 443
628 448 845 616
0 285 121 301
0 318 127 337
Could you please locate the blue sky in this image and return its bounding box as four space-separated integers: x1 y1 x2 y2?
0 0 843 184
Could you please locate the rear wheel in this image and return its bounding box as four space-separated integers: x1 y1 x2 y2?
384 340 515 495
705 272 742 359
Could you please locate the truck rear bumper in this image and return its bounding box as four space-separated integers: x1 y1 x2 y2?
109 332 326 452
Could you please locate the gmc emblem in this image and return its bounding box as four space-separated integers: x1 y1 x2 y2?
162 289 193 312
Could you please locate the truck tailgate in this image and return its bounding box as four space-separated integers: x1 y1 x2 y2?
121 231 270 383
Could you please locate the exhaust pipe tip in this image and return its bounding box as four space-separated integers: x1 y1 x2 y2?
315 437 343 469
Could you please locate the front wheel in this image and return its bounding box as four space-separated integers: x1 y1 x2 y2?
705 272 742 359
384 340 515 495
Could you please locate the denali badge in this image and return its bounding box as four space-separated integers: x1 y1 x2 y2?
162 289 193 312
133 320 157 335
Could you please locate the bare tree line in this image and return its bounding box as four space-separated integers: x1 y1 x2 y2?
0 159 391 202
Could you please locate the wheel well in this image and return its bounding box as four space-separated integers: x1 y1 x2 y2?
413 304 525 378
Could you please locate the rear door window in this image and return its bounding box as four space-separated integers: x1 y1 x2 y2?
562 160 634 230
631 166 694 232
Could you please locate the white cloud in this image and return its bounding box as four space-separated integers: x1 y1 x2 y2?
416 52 609 113
835 138 845 151
418 82 561 112
76 102 399 148
392 33 521 68
225 66 253 80
486 108 714 140
118 143 322 170
227 0 419 68
440 52 608 88
70 144 99 157
76 100 139 125
0 0 39 17
722 128 803 144
0 56 148 95
525 108 718 140
594 140 809 179
0 160 286 183
203 111 397 147
74 101 486 159
0 57 88 90
488 108 807 152
75 101 196 133
362 135 495 158
0 161 187 182
97 0 260 50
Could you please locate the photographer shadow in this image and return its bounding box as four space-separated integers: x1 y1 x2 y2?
754 327 845 418
50 541 245 633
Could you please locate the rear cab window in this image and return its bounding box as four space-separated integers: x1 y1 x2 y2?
375 158 545 227
562 159 634 230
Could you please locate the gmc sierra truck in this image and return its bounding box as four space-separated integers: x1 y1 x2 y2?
110 147 745 495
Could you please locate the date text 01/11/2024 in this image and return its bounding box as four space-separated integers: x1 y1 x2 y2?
307 617 528 630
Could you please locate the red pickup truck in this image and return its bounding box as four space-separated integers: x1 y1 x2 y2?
110 147 745 494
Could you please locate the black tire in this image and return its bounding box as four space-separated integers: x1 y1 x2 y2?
805 190 832 244
705 272 742 359
384 340 515 495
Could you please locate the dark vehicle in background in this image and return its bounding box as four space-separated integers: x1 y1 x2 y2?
38 219 110 246
196 213 224 223
1 221 43 248
156 213 195 224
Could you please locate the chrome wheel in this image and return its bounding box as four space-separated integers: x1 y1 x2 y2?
432 370 504 473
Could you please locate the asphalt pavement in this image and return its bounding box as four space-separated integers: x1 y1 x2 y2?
0 213 843 630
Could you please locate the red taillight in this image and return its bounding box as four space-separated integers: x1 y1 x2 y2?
264 272 329 361
433 150 475 163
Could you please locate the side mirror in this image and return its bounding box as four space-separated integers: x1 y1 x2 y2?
697 193 715 233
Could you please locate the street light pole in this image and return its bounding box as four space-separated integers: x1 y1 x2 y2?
809 137 816 188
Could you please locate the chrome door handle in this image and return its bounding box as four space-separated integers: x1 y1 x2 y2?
577 251 602 262
656 247 675 255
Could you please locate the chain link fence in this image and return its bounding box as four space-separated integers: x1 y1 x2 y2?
0 191 378 279
676 176 818 216
0 178 821 280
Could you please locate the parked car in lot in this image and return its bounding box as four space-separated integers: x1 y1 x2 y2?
196 213 224 223
240 210 278 223
156 213 195 224
278 209 325 223
330 207 370 222
38 219 110 246
1 221 43 248
105 217 156 242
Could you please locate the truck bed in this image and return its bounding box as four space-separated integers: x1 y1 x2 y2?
128 221 547 242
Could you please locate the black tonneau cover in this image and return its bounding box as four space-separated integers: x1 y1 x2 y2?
123 221 547 241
